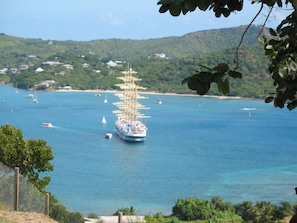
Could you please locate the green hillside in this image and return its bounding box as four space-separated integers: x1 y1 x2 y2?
0 25 273 98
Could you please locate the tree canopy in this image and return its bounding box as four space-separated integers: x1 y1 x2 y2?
0 124 54 192
157 0 297 110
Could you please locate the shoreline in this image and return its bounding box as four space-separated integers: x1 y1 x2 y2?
55 89 244 100
2 83 250 100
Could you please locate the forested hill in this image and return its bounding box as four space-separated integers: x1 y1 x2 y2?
0 25 267 63
0 25 273 98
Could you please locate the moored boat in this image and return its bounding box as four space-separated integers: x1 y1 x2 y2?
42 122 53 128
26 93 34 98
102 116 107 125
105 133 112 139
113 65 150 142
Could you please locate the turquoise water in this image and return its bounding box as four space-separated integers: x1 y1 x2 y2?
1 85 297 215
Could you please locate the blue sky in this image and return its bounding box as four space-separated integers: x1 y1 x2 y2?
0 0 292 41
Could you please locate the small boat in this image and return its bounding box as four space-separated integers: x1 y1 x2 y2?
95 87 101 96
26 94 34 98
105 133 112 139
42 122 53 128
155 98 162 104
103 94 108 103
113 65 150 142
15 83 19 94
33 88 38 103
102 116 107 125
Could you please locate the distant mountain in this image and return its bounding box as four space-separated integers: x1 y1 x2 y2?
0 25 268 65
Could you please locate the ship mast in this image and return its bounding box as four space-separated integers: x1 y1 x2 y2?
113 65 150 124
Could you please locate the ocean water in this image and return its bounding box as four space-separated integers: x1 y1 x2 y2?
1 85 297 215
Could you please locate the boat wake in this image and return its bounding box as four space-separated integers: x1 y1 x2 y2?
241 107 256 111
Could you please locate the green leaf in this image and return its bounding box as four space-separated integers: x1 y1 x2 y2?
197 71 212 83
222 8 231 17
169 3 182 16
196 0 211 10
175 0 185 6
279 68 288 78
269 28 277 36
211 73 225 83
181 76 191 85
217 79 230 95
158 0 174 4
265 44 273 50
279 26 293 37
213 63 229 73
159 4 171 13
196 82 210 95
233 0 243 10
184 0 197 11
191 69 200 73
228 70 242 79
274 96 285 108
265 96 274 103
187 76 198 90
198 64 212 71
287 99 297 110
288 61 297 72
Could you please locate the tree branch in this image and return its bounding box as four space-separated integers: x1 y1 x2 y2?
257 6 273 39
234 2 264 70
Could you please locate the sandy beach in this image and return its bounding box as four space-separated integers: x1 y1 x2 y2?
55 88 243 99
85 216 145 223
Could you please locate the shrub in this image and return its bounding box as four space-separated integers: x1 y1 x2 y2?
113 206 136 216
87 212 99 219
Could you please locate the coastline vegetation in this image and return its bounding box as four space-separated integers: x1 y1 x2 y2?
0 26 274 99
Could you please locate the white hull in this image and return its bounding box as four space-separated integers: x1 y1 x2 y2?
105 133 112 139
42 122 53 128
115 119 147 142
102 116 107 125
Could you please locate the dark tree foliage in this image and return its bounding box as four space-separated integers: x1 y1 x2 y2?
158 0 297 110
172 197 241 221
0 124 54 192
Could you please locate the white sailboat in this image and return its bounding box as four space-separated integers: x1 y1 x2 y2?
103 94 108 103
113 65 150 142
15 83 19 94
33 89 38 103
155 96 162 104
102 116 107 125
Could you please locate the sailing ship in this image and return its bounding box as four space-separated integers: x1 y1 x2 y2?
113 65 150 142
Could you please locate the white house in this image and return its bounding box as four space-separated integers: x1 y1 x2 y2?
59 86 72 90
35 67 44 73
10 68 19 73
0 68 8 74
106 60 117 67
19 64 29 70
40 80 55 87
42 61 61 66
82 63 89 68
63 64 73 69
